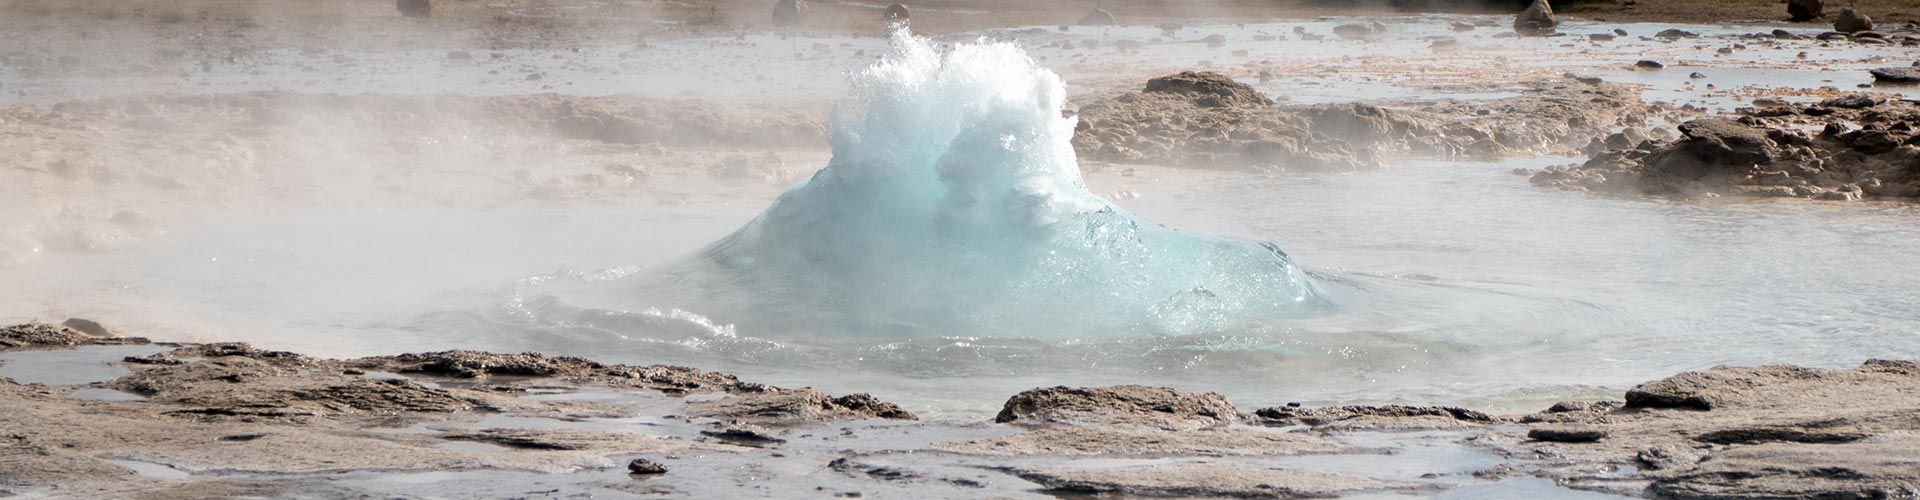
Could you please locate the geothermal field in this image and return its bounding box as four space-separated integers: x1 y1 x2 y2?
3 0 1919 498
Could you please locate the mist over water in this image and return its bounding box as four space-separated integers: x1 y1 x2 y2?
539 29 1323 338
7 14 1920 418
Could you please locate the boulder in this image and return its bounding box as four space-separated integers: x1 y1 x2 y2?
1078 8 1114 26
1514 0 1557 36
1643 119 1778 181
1788 0 1823 21
1142 71 1271 108
1870 67 1920 83
883 3 908 21
1332 23 1377 40
772 0 803 27
995 385 1239 430
1835 7 1873 33
627 459 668 475
396 0 431 18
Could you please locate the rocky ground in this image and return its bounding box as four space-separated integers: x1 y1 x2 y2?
1531 95 1920 200
4 321 1917 498
1073 71 1653 172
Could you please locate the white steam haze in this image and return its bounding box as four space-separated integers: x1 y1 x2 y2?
2 3 1918 416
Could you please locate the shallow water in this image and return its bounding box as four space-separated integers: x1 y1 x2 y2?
5 17 1920 419
7 152 1917 417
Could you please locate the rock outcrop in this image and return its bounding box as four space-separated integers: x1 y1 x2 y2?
1514 0 1557 36
396 0 430 18
1073 72 1646 172
772 0 803 27
1531 99 1920 200
995 385 1238 430
1835 7 1873 33
1078 8 1115 26
0 322 148 351
1492 359 1920 497
1787 0 1823 21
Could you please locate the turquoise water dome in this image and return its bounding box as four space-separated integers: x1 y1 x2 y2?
600 29 1326 338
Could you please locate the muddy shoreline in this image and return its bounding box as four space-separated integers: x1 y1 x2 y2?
4 321 1916 498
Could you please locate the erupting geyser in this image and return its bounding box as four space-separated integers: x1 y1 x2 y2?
582 30 1325 337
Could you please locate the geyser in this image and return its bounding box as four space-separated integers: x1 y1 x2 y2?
575 29 1325 337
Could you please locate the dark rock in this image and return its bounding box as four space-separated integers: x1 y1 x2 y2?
1332 23 1377 40
57 318 114 338
1655 29 1699 39
1835 7 1873 33
0 322 148 351
1514 0 1557 36
1870 67 1920 83
1788 0 1823 21
1643 119 1778 179
1822 94 1881 109
883 3 907 21
1771 29 1801 39
1253 404 1493 427
1078 8 1114 26
699 427 787 447
396 0 430 18
1694 427 1868 445
1527 427 1608 443
1142 71 1271 108
685 388 917 422
628 458 668 475
1851 130 1903 154
1547 401 1591 413
1589 33 1615 41
1635 60 1665 70
995 385 1238 430
772 0 802 27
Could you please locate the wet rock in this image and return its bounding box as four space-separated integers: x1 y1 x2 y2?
882 3 907 21
1142 71 1270 108
0 323 147 351
627 458 667 475
1527 427 1607 443
1077 8 1114 26
1001 463 1405 498
1635 60 1665 70
1788 0 1824 21
1689 72 1706 79
935 424 1350 457
686 388 916 422
1513 0 1557 36
1655 29 1699 39
994 385 1237 430
699 426 786 447
1772 29 1802 39
395 0 430 18
1332 23 1378 41
1451 22 1475 32
1822 94 1881 109
367 350 580 378
772 0 802 27
1252 404 1493 430
1588 33 1614 41
1492 359 1920 499
57 318 115 338
1870 67 1920 83
1835 7 1873 33
1076 74 1643 172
